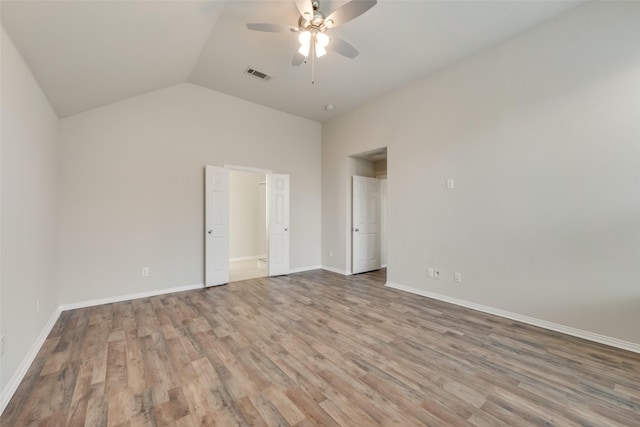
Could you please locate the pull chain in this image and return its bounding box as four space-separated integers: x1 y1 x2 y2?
311 40 316 84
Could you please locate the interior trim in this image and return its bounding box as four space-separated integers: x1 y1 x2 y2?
385 281 640 354
59 283 204 312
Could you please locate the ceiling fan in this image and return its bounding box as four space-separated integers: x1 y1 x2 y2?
246 0 377 66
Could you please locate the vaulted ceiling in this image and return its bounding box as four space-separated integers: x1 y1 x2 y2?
1 0 583 122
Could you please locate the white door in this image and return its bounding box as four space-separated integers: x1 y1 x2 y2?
267 174 290 276
205 166 229 286
352 176 381 274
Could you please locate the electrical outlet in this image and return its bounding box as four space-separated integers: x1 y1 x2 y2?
446 178 455 189
141 267 149 277
37 298 40 313
1 335 5 356
426 268 434 278
434 270 441 279
454 272 462 283
329 250 333 257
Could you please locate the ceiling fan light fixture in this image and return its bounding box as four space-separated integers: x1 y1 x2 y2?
298 30 311 44
316 32 329 48
298 43 310 57
315 44 327 57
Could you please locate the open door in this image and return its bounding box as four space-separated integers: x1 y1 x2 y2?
205 165 229 286
352 176 381 274
267 174 290 276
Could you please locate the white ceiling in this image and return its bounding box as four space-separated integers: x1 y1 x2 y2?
1 0 583 122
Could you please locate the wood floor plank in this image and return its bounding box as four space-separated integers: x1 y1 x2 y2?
84 382 108 427
65 359 93 426
2 268 639 426
284 386 339 427
234 395 268 427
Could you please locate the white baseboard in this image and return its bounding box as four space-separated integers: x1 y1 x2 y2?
385 281 640 354
289 265 322 274
59 283 204 312
0 306 62 416
229 255 265 262
321 265 350 275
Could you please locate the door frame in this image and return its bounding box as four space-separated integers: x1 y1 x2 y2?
346 148 388 275
225 164 272 175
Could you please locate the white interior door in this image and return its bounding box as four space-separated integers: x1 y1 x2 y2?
205 165 229 286
267 174 290 276
352 176 381 274
380 178 388 267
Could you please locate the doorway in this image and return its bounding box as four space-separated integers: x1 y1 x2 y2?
204 165 291 287
348 148 387 276
228 170 267 282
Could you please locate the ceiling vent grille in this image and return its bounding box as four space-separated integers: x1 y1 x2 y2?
245 67 272 81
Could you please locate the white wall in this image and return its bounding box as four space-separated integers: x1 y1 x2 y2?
59 83 321 305
229 170 265 259
322 2 640 345
0 28 59 393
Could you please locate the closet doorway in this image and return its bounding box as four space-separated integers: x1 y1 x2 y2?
205 165 290 286
348 148 387 275
228 169 267 282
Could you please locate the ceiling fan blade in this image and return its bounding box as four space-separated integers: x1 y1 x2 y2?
325 0 377 28
246 23 297 33
328 37 359 59
292 51 306 66
295 0 314 20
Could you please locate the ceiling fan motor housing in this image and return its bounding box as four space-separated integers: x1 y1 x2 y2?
298 12 327 31
312 10 325 27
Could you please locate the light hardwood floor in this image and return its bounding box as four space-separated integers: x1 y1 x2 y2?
2 269 639 426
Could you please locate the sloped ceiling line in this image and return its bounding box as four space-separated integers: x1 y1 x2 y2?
1 0 583 121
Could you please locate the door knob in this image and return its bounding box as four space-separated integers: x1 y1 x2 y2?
353 228 359 232
207 229 213 234
284 228 289 231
